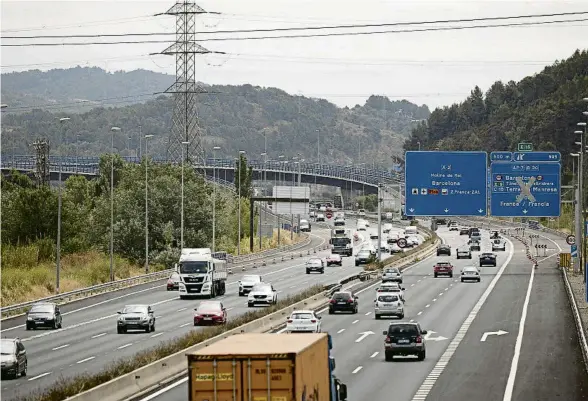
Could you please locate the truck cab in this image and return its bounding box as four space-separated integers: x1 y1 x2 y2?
176 248 227 299
330 228 352 256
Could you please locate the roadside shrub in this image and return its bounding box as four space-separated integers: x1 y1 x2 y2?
16 285 325 401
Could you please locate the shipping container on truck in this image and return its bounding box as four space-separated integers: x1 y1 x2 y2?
187 333 347 401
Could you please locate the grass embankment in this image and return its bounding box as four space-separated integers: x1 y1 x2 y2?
1 230 304 307
17 285 325 401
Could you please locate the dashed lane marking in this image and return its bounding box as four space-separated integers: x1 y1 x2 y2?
76 356 95 364
417 311 423 316
352 366 363 374
28 372 51 381
370 352 379 358
352 320 359 324
91 332 106 339
117 343 133 350
52 344 70 351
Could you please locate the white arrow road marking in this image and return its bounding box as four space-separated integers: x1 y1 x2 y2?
355 331 374 343
424 331 448 342
480 330 508 342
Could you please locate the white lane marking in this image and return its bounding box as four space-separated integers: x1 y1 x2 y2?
439 292 444 296
28 372 51 381
117 343 133 349
410 319 415 322
411 236 515 401
411 283 415 287
445 287 449 291
155 315 162 319
418 279 422 282
352 366 363 374
337 329 345 334
176 307 187 312
365 312 372 316
52 344 70 350
76 356 95 364
370 352 379 358
179 323 191 328
417 311 423 316
425 304 430 308
150 332 163 338
91 332 106 339
432 299 437 302
289 285 297 289
226 307 234 311
352 319 359 324
502 254 537 400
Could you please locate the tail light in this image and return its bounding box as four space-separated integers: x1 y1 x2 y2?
416 335 423 343
329 299 336 304
287 319 293 323
385 336 391 343
348 299 354 303
167 279 173 285
311 319 317 323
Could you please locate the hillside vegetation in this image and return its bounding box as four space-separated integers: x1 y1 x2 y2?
1 67 429 164
404 49 588 176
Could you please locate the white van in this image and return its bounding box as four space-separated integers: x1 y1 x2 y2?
404 226 418 236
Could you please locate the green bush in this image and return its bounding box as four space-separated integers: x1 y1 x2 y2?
16 285 325 401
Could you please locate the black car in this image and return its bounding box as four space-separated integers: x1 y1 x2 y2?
26 303 62 330
437 244 451 256
468 227 480 238
460 227 470 235
328 291 358 314
0 338 27 379
479 253 497 267
383 322 428 361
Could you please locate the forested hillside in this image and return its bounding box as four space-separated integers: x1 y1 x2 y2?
404 49 588 174
1 67 429 163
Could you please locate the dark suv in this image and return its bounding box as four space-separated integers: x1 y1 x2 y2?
0 338 27 379
26 302 62 330
437 244 451 256
383 322 428 361
328 291 358 314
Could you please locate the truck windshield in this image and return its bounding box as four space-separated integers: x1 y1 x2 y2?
332 238 350 246
179 261 208 274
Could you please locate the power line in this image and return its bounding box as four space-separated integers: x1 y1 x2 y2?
2 17 586 47
3 10 587 39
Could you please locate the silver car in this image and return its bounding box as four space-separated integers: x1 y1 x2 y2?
456 248 472 259
117 304 156 334
306 258 325 274
247 283 278 307
491 239 506 251
382 267 403 283
238 274 262 296
374 293 404 319
461 266 481 282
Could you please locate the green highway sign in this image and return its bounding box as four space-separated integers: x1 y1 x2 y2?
517 143 533 152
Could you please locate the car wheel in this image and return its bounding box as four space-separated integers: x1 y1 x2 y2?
306 270 310 274
329 309 334 315
417 350 426 361
477 278 481 282
26 324 31 331
461 279 464 282
248 303 254 307
117 327 123 334
58 320 62 329
53 320 58 330
434 273 438 278
151 322 156 332
145 324 151 333
321 269 325 274
238 291 243 297
375 314 380 320
449 273 453 278
399 313 405 319
21 361 27 377
385 352 393 362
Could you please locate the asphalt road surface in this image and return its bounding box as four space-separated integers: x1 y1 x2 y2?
0 216 394 400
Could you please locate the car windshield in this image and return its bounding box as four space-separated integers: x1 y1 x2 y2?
242 275 261 283
357 251 370 257
464 267 478 272
0 340 16 355
179 260 208 274
333 292 351 300
197 302 222 312
122 305 148 314
437 262 451 266
307 259 321 265
291 313 313 320
378 295 399 302
388 324 419 334
481 253 494 257
384 268 399 274
329 254 340 259
252 284 271 292
30 304 54 313
332 238 350 246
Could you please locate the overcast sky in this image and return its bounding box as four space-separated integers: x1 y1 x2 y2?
1 0 587 109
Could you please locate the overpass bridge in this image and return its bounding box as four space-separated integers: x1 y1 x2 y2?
1 155 405 198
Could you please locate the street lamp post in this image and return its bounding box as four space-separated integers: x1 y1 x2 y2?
377 184 383 261
144 135 154 273
212 146 220 252
180 141 190 250
237 150 246 255
110 126 121 281
56 117 70 293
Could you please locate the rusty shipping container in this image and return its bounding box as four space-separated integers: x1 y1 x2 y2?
187 333 331 401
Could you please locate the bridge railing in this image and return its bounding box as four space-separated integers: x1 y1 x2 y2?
1 155 403 185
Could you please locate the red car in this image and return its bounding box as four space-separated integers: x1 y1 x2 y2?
326 254 343 266
434 262 454 278
166 272 180 291
193 301 227 326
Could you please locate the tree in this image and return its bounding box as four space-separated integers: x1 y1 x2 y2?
234 154 253 199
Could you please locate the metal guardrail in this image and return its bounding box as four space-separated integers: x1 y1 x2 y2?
1 155 403 186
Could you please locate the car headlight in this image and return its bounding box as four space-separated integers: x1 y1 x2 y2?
118 317 124 322
27 316 32 320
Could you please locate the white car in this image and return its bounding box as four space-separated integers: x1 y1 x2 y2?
286 310 322 333
377 282 405 302
385 212 393 220
370 233 379 241
383 223 394 233
380 243 391 253
406 235 422 246
358 209 366 216
449 222 459 231
374 293 404 319
357 222 367 231
316 213 325 222
491 239 506 251
389 243 402 254
361 244 377 256
247 283 278 307
386 233 400 244
238 274 262 296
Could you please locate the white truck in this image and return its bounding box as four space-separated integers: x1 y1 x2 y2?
330 228 353 256
175 248 227 299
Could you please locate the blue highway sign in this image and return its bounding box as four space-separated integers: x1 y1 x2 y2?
404 151 488 216
490 162 561 217
571 244 578 258
491 152 513 162
512 151 561 163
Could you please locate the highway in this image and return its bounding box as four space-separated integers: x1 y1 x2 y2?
0 216 394 400
139 222 588 401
